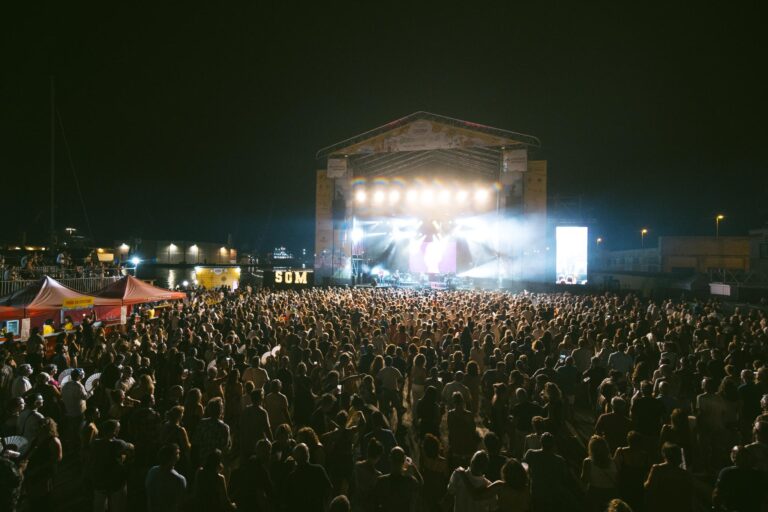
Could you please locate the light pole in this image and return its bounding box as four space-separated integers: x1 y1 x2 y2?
640 228 648 248
715 214 724 238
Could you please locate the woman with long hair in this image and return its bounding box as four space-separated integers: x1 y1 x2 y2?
614 431 650 511
161 405 192 477
581 435 618 512
182 388 204 437
296 426 325 466
193 449 236 511
542 382 565 435
464 361 481 417
660 408 695 471
23 417 62 509
410 353 427 406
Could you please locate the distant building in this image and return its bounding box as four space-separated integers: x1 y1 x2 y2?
596 236 751 274
114 240 237 265
749 226 768 278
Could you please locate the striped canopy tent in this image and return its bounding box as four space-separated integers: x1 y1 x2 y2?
92 275 185 305
0 276 121 319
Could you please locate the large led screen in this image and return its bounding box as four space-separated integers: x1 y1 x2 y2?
555 226 588 284
409 239 457 274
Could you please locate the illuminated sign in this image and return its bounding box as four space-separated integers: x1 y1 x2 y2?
266 269 314 288
62 297 95 309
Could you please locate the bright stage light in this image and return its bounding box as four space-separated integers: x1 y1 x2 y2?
439 190 451 203
456 190 468 203
474 189 489 203
389 190 400 203
373 190 385 204
406 189 418 202
351 228 364 243
355 190 367 203
421 189 434 204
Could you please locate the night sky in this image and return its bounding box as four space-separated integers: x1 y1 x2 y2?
4 3 767 252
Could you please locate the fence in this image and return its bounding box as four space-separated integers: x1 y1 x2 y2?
0 275 122 296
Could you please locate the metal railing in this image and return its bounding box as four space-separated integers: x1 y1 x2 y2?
0 275 122 296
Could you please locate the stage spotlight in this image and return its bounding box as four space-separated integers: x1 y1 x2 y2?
355 190 367 204
421 189 434 204
406 189 418 202
456 190 468 204
351 228 364 243
475 189 489 203
389 190 400 203
439 190 451 203
373 190 385 204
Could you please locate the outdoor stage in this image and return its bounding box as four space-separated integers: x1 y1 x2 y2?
314 112 549 288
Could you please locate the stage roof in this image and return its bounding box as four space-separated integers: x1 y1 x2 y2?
316 111 541 180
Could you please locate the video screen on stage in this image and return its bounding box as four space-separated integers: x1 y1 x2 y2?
409 239 457 274
555 226 588 285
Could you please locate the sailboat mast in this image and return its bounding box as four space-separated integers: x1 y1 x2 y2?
50 76 55 246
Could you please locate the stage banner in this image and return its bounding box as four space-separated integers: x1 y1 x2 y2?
503 149 527 174
120 306 127 324
21 318 30 341
327 157 348 178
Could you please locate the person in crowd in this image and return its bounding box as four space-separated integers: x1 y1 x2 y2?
353 438 384 512
643 443 693 512
22 416 62 509
523 432 576 512
285 442 333 512
374 446 423 512
595 396 632 454
712 444 766 512
418 433 449 512
193 448 236 511
580 435 618 512
145 443 187 512
447 449 496 512
88 419 134 512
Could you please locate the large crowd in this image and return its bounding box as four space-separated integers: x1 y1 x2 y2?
1 286 768 512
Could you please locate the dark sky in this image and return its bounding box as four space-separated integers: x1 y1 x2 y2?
3 3 767 252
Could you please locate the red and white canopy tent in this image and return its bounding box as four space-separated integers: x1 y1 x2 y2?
92 275 185 323
92 275 186 304
0 276 121 318
0 277 122 339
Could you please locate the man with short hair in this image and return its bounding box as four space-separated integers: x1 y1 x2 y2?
447 392 478 468
374 447 423 512
524 433 575 512
595 396 632 452
17 393 44 440
285 443 333 512
62 368 88 447
194 397 231 463
145 443 187 512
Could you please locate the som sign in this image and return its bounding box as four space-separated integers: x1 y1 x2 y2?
274 270 311 285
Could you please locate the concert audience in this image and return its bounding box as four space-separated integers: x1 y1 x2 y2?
0 286 767 512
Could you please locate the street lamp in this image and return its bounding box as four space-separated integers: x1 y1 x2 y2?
640 228 648 248
715 214 725 238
